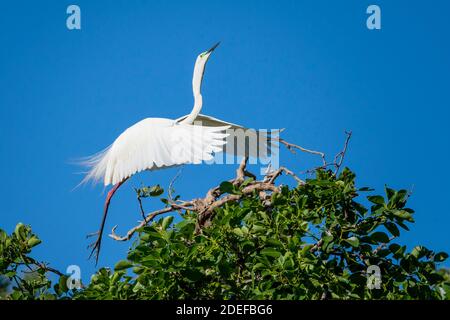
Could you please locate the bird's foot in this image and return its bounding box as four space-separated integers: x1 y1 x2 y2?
86 231 100 239
87 237 101 265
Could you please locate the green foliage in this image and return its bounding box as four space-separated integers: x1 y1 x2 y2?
1 168 449 300
135 184 164 198
76 168 449 300
0 224 60 300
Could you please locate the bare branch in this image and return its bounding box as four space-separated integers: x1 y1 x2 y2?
276 138 327 166
235 156 249 183
22 256 64 277
372 235 396 255
279 132 352 177
334 131 352 175
136 195 146 222
196 182 281 233
109 201 194 241
168 168 183 201
265 166 305 185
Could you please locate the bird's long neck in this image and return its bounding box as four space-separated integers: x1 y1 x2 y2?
181 93 202 125
179 57 206 125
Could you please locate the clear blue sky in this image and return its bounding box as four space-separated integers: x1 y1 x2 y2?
1 1 449 281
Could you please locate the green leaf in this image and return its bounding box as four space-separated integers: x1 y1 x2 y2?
232 228 244 237
114 260 133 271
370 232 390 243
182 269 203 282
161 216 174 230
140 257 159 267
434 252 449 262
137 185 164 198
261 248 281 258
396 220 410 231
14 223 26 240
344 236 360 247
367 195 385 205
322 235 334 250
252 263 266 271
308 180 335 186
0 229 7 243
219 181 234 194
4 270 16 278
300 244 313 257
393 210 413 221
27 236 42 248
241 178 254 187
425 272 444 285
411 246 427 259
175 219 191 229
389 243 401 254
149 185 164 196
385 185 395 200
384 222 400 237
58 275 69 293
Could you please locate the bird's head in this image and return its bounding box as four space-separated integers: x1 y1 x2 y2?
196 41 220 64
192 42 220 96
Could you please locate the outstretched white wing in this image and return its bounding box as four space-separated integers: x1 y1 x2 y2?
80 118 229 186
176 113 282 159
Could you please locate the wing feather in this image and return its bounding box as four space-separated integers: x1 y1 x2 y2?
176 114 282 159
80 114 282 187
81 118 230 186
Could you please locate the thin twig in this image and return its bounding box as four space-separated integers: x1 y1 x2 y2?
276 138 327 166
21 257 64 277
334 131 352 175
168 168 183 201
136 195 146 222
372 236 396 255
265 166 305 185
109 201 194 241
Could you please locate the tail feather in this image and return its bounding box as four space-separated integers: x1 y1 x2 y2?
74 145 112 188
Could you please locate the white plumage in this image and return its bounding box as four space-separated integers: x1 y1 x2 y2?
83 42 271 264
82 118 230 186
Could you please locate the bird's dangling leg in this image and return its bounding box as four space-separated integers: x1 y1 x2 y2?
88 178 128 265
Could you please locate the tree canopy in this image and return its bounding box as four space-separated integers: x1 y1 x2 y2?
1 162 449 300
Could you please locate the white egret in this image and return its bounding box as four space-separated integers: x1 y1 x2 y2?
82 42 263 263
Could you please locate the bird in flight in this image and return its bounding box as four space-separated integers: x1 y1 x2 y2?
81 42 268 264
